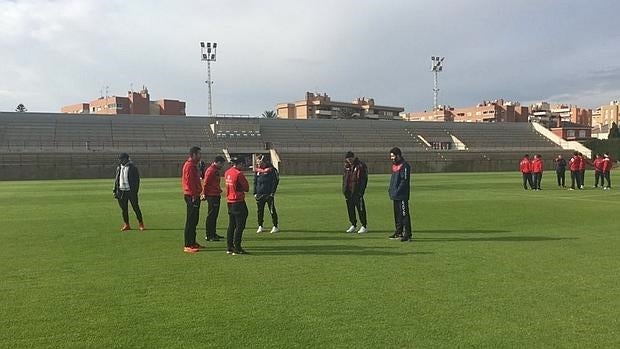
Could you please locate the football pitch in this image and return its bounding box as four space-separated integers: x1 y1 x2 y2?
1 172 619 348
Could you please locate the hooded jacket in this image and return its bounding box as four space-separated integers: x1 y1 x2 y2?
389 158 411 201
342 157 368 197
113 161 140 196
254 164 279 197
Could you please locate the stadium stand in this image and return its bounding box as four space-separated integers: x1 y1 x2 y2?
0 112 577 180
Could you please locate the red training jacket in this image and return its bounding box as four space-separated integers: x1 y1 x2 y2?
578 156 586 171
569 156 581 171
532 158 543 173
225 166 249 203
593 158 604 172
602 157 612 172
202 163 222 196
182 157 202 197
519 158 531 173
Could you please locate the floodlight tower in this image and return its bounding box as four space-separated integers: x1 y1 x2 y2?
430 56 445 111
200 41 218 116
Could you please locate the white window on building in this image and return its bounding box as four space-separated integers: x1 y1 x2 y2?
567 130 575 137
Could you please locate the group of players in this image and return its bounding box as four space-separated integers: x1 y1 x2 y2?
180 147 280 254
519 151 613 191
113 146 414 255
340 148 413 243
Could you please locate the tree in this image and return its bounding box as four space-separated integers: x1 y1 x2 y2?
261 110 277 118
608 122 620 139
15 104 27 113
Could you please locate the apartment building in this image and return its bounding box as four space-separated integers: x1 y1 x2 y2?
61 87 186 116
529 102 592 128
276 92 404 120
593 100 620 128
403 99 528 123
550 104 592 126
402 107 453 122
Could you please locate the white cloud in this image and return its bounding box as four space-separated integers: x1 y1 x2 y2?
1 0 620 114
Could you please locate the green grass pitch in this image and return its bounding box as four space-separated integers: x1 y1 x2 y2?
1 172 619 348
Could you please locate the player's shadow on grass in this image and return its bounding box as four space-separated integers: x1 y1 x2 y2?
281 229 355 234
249 244 432 256
416 236 578 242
416 229 510 234
265 229 373 241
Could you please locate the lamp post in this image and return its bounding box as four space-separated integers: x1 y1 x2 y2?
200 41 218 116
430 56 445 111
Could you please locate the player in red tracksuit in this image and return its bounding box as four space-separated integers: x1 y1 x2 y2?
568 152 582 190
201 156 226 242
182 146 203 253
224 157 250 255
578 152 587 189
592 154 603 188
602 152 613 189
531 154 544 190
519 154 533 190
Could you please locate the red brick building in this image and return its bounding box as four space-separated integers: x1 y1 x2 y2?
276 92 404 120
403 99 528 123
550 122 592 140
61 87 185 116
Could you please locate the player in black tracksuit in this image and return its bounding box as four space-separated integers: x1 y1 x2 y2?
254 156 280 233
113 153 144 231
342 151 368 233
388 147 412 242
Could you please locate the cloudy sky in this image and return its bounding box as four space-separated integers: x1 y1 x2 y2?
1 0 619 116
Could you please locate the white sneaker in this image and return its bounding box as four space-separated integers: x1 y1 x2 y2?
357 226 368 234
345 225 356 233
270 226 280 233
256 226 264 233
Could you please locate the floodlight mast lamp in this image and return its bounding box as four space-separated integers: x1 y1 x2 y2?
431 56 444 111
200 41 218 116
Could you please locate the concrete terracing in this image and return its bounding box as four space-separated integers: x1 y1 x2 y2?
0 112 572 179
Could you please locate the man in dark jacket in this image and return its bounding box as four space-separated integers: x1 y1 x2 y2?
602 152 612 189
113 153 144 231
254 155 280 234
388 147 412 242
554 154 567 187
342 151 368 234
